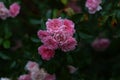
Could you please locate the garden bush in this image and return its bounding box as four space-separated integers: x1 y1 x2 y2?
0 0 120 80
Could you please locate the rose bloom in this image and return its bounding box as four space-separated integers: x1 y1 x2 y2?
0 7 10 20
30 71 43 80
46 18 63 32
31 68 47 80
46 18 75 35
9 2 20 17
25 61 39 72
18 74 31 80
92 38 110 51
53 30 70 44
37 30 51 41
58 19 75 36
60 24 75 36
43 36 58 50
85 0 102 14
63 19 75 35
60 37 77 52
38 45 55 61
44 74 56 80
37 18 77 60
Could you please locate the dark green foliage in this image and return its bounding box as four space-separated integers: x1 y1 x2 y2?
0 0 120 80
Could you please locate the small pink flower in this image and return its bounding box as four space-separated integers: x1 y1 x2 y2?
43 36 58 50
38 45 55 61
44 74 56 80
53 30 70 44
30 71 42 80
60 37 77 52
61 19 75 36
37 30 51 42
85 0 102 14
25 61 39 72
46 18 75 35
46 18 63 32
67 65 78 74
9 2 20 17
0 7 10 20
63 19 74 28
18 74 31 80
31 68 47 80
60 24 75 36
92 38 110 51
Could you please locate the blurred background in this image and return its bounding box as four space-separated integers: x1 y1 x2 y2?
0 0 120 80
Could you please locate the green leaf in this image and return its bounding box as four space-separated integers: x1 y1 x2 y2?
0 38 3 45
61 0 68 5
29 19 41 25
4 27 12 39
78 32 94 43
46 10 52 18
65 8 75 16
31 37 40 43
53 9 58 18
0 52 10 60
79 33 93 39
3 40 11 49
40 19 46 30
116 10 120 20
67 54 73 64
10 61 17 68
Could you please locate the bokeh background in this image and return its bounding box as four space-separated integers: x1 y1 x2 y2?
0 0 120 80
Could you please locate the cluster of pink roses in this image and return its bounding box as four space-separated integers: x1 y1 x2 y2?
0 2 20 20
18 61 56 80
37 18 77 61
85 0 102 14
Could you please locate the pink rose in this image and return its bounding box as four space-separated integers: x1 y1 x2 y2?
43 36 58 50
60 24 75 36
31 68 47 80
44 74 56 80
92 38 110 51
46 18 63 32
60 19 75 36
60 37 77 52
18 74 31 80
46 18 75 35
30 71 42 80
25 61 39 72
85 0 102 14
0 7 10 20
63 19 74 28
9 2 20 17
37 18 77 60
53 30 70 44
38 45 55 61
37 30 51 42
